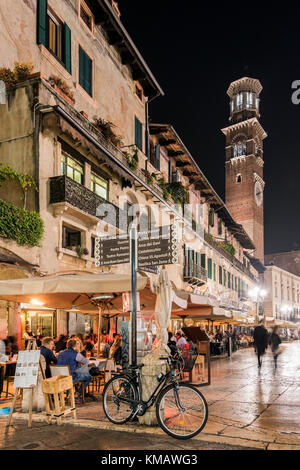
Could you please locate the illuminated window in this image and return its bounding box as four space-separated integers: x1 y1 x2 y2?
90 173 108 200
233 142 247 158
48 9 63 60
61 152 84 184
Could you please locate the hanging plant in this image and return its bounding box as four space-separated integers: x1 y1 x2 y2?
157 177 171 201
125 147 139 171
167 181 189 204
219 241 236 257
93 117 124 147
144 170 157 185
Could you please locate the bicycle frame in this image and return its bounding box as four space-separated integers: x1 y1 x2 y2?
110 358 181 415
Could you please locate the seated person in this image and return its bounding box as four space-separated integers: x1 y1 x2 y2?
57 339 92 403
175 332 187 350
6 336 18 357
83 335 94 353
40 337 57 378
55 334 67 353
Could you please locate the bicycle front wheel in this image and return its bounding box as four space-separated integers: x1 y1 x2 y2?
103 375 138 424
156 383 208 439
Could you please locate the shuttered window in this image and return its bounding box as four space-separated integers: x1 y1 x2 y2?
155 144 160 170
213 263 216 281
79 45 93 96
135 117 143 151
37 0 72 74
223 270 226 286
207 258 212 279
168 160 172 183
219 266 223 285
208 209 214 227
62 24 72 74
37 0 48 46
201 254 206 269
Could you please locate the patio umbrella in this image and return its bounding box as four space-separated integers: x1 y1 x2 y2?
0 272 148 357
153 269 173 356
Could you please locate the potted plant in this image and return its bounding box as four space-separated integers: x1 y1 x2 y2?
0 62 35 87
49 75 75 105
93 117 124 147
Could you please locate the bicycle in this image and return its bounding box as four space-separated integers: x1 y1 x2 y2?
102 355 208 440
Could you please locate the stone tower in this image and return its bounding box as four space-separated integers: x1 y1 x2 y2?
222 77 267 263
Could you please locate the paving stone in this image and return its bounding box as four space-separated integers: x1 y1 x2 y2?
220 425 277 442
252 404 300 434
275 434 300 445
208 400 268 425
267 443 300 451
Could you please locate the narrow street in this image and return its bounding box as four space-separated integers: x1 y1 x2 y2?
1 341 300 450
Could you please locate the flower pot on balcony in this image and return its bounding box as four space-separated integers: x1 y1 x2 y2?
52 84 75 106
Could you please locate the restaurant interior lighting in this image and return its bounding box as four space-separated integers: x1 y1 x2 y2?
90 295 114 300
30 299 45 306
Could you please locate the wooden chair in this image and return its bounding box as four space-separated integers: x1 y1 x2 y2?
50 365 86 404
88 360 107 394
2 363 16 398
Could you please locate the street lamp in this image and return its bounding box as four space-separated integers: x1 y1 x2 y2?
248 287 268 323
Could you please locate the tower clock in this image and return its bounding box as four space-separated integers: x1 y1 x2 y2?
222 77 267 263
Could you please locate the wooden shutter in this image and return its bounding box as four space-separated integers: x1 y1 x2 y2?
79 46 92 96
155 144 160 170
79 46 85 90
37 0 48 47
219 266 222 285
63 23 72 74
201 254 206 269
168 160 172 183
207 258 212 279
135 117 143 151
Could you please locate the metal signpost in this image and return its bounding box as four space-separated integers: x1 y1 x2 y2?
95 225 179 365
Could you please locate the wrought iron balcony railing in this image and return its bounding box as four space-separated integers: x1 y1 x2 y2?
49 175 125 228
183 262 207 287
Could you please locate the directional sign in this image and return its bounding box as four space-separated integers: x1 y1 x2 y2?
95 225 179 268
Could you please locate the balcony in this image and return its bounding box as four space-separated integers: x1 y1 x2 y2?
204 232 256 281
184 262 207 287
50 175 124 229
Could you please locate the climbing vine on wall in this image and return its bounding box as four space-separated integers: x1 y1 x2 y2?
0 199 44 247
0 164 38 209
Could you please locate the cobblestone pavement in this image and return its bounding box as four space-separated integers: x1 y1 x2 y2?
0 420 256 450
1 341 300 450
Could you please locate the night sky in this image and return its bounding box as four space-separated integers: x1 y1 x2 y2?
117 1 300 255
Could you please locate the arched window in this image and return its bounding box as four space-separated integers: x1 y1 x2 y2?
236 174 242 183
233 141 247 158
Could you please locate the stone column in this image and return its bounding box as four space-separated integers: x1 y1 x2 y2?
138 354 166 426
56 309 68 336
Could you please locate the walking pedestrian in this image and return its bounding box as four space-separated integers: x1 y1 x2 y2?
253 320 269 368
269 326 282 369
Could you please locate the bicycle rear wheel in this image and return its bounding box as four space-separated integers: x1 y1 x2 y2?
103 375 138 424
156 383 208 439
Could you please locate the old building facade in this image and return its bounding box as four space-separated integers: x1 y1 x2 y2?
264 264 300 326
0 0 261 344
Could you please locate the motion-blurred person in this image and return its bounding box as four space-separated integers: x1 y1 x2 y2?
253 320 269 368
269 326 282 370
